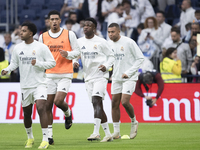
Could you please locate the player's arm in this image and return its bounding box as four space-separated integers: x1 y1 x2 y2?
124 41 144 78
155 73 164 99
100 41 115 71
60 31 81 60
134 79 145 97
34 45 56 69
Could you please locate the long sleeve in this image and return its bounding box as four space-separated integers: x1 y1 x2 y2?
66 31 81 60
101 42 115 71
135 79 145 97
155 73 164 99
172 60 182 75
34 45 56 70
124 41 144 77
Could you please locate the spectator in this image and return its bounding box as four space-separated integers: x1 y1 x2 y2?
107 4 132 39
0 47 10 82
184 22 200 43
136 23 144 43
156 10 171 42
165 28 193 76
11 25 22 44
62 12 81 37
60 0 83 19
64 19 74 31
132 0 155 23
101 0 118 38
162 26 179 53
190 55 200 82
157 0 175 11
40 16 50 35
135 70 164 107
122 0 140 38
194 10 200 24
160 47 182 83
176 0 195 37
138 17 163 71
189 32 198 57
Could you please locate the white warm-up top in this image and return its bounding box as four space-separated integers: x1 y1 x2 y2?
3 40 56 88
77 35 115 81
108 35 144 81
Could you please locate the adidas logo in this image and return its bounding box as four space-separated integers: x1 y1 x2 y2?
19 51 24 55
81 46 86 49
104 128 107 130
41 95 44 98
61 41 64 43
127 91 130 93
96 92 99 94
62 88 66 91
43 133 46 135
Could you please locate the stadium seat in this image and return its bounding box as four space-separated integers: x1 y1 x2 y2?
36 9 52 20
0 1 7 11
165 4 180 25
13 0 27 13
27 0 45 13
19 9 37 24
46 0 63 11
32 19 43 32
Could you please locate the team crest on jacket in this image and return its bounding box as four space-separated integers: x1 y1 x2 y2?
93 45 97 50
121 47 124 51
32 50 36 55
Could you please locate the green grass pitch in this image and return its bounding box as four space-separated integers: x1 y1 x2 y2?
0 123 199 150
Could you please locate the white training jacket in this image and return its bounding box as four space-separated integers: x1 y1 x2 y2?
3 40 56 88
108 35 144 81
77 35 115 81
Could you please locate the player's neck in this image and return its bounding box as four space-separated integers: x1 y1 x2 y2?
51 27 61 33
114 35 121 42
85 34 94 39
25 37 34 44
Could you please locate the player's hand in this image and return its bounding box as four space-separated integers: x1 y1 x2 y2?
122 74 128 78
73 62 79 69
145 96 152 100
152 98 157 106
59 49 68 58
98 65 106 72
1 70 8 75
31 59 36 66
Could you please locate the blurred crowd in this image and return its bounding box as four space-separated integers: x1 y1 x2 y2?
0 0 200 83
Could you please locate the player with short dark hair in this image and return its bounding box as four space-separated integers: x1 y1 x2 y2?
39 10 81 145
1 22 56 149
74 18 115 142
108 23 144 139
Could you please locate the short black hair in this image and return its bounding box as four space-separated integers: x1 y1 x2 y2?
69 11 77 18
65 19 74 25
143 72 153 84
48 10 60 19
156 10 165 18
122 0 131 6
21 22 37 36
195 10 200 14
116 4 122 8
137 23 144 30
85 18 97 28
171 27 180 34
108 23 120 29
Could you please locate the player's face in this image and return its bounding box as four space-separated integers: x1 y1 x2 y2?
108 26 120 42
20 26 32 41
83 21 95 36
49 14 61 32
